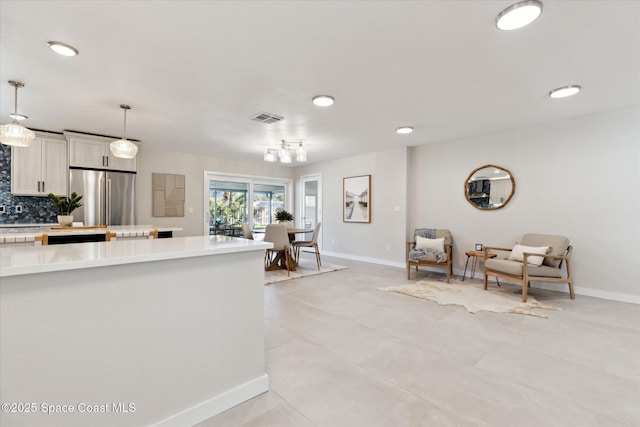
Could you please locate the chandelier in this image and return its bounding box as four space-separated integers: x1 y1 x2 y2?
264 140 306 164
0 81 36 147
110 104 139 159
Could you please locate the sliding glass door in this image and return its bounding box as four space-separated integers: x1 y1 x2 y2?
252 183 285 231
209 179 250 236
204 172 292 236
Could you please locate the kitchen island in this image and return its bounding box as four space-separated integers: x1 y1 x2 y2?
0 235 272 427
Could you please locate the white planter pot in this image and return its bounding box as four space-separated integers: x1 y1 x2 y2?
278 220 294 228
57 215 74 227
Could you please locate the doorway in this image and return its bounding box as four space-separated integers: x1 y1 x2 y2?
299 174 322 250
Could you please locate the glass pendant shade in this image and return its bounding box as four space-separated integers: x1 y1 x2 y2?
0 122 35 147
111 104 138 159
264 149 276 162
279 147 292 164
296 144 307 162
1 80 35 147
110 138 138 159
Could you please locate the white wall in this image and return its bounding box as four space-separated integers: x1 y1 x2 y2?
409 107 640 301
296 147 408 265
137 148 294 236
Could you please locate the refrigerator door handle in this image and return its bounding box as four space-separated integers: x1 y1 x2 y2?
106 179 112 226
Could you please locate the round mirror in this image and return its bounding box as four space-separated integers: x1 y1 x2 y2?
465 164 515 210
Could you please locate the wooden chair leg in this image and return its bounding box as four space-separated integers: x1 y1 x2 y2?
314 244 321 270
522 280 528 303
483 270 488 290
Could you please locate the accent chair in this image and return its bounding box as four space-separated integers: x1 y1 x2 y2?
406 228 453 283
483 233 574 303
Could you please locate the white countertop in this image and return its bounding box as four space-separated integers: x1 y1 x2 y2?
0 235 272 277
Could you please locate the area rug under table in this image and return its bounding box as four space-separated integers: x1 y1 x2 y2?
264 258 347 284
379 279 561 318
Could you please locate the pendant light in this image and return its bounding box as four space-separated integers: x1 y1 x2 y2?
0 81 35 147
110 104 138 159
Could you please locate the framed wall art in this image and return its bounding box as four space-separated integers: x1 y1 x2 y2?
343 175 370 223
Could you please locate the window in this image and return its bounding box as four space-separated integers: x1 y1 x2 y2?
204 172 292 236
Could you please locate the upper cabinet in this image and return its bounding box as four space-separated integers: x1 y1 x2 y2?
66 133 137 172
11 135 68 196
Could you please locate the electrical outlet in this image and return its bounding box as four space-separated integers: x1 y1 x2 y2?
15 205 23 213
386 244 391 252
0 205 5 214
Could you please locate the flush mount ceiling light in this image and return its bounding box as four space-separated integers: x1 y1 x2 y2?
549 85 581 99
312 95 334 107
496 0 543 30
396 126 414 134
264 140 307 164
47 41 79 56
110 104 138 159
0 80 35 147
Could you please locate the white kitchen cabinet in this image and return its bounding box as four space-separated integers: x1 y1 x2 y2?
68 135 137 172
11 136 68 196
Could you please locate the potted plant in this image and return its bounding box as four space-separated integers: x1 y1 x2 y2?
275 208 295 228
48 192 83 227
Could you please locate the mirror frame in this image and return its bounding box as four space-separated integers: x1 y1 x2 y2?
464 164 515 210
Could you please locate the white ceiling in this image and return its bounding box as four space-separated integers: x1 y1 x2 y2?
1 1 639 166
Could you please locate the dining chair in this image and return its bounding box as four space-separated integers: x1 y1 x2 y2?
241 223 254 240
292 222 322 270
263 224 293 276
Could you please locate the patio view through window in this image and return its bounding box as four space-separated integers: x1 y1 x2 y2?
207 175 289 236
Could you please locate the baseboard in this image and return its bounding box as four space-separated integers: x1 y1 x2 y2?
152 374 269 427
321 250 405 269
532 282 640 304
476 273 640 305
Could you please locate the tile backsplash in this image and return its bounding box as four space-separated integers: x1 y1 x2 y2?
0 145 58 224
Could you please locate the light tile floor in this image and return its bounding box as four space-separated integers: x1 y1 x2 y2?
198 254 640 427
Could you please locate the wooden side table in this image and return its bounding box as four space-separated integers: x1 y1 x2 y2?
462 251 497 281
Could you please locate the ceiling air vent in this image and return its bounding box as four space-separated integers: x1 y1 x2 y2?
250 112 284 124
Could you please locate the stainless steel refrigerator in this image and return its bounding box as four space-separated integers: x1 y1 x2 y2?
69 168 137 226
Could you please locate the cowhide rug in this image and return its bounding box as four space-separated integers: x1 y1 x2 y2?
379 279 561 318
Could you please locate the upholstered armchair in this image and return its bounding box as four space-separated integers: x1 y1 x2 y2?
406 229 453 283
483 233 574 303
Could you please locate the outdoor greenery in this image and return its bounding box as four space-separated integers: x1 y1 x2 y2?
208 188 286 232
48 192 83 215
210 191 246 228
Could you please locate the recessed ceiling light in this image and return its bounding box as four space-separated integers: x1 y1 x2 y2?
549 85 581 99
312 95 334 107
47 41 79 56
10 113 28 121
496 0 543 31
396 126 414 134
